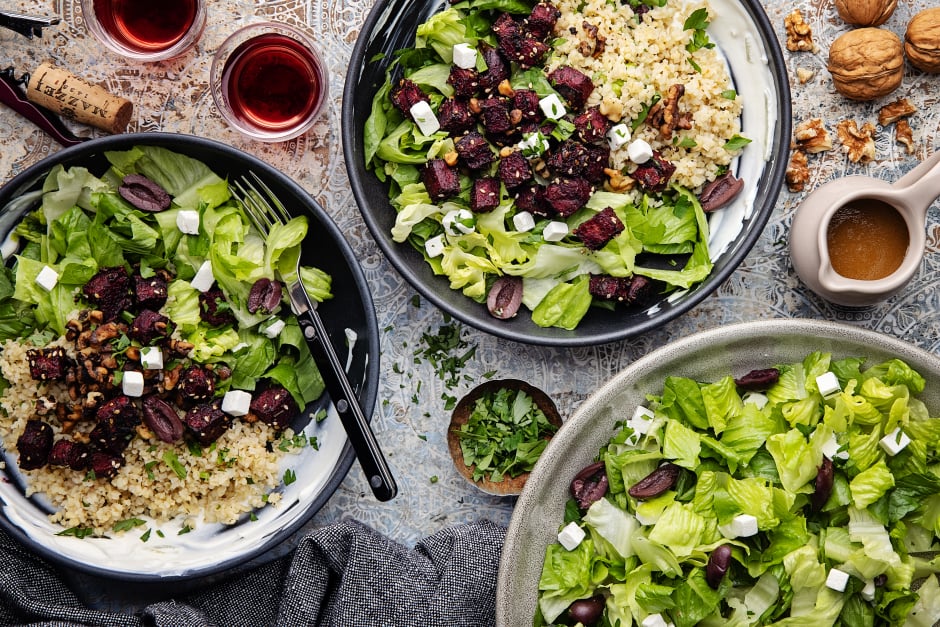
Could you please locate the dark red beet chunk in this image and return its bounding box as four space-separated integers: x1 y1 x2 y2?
492 13 549 68
82 266 132 321
16 419 54 470
547 140 608 183
548 66 595 110
574 107 612 144
573 207 624 250
497 151 533 190
133 273 168 310
88 451 123 478
390 79 429 117
129 309 172 344
26 347 72 381
438 98 476 134
447 67 480 99
470 177 501 213
514 184 551 217
632 151 676 193
526 2 561 39
48 439 90 471
185 401 231 445
199 287 236 327
589 275 628 301
478 98 513 135
422 159 461 201
544 177 592 217
478 44 510 92
455 131 495 170
512 89 541 122
250 386 299 431
178 365 216 404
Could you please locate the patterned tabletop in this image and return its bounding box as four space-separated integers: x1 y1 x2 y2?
2 0 939 606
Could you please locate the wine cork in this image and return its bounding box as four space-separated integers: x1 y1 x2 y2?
26 62 133 134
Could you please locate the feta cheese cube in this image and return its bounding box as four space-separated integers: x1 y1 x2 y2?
641 614 673 627
517 132 550 156
825 568 850 592
452 42 477 69
719 514 759 539
140 346 164 370
879 427 911 456
176 209 200 235
743 392 769 409
221 390 253 417
409 101 440 136
557 521 586 551
861 579 876 601
425 234 445 258
816 371 841 397
512 211 536 232
821 434 849 461
607 123 631 150
262 318 286 339
122 371 145 397
543 220 569 242
191 260 215 292
539 93 567 120
442 208 475 235
627 139 654 164
35 265 59 292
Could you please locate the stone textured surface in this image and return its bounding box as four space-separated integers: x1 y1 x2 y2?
1 0 939 600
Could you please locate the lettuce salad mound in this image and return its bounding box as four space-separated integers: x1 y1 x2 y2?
536 352 940 626
364 0 722 331
1 145 331 409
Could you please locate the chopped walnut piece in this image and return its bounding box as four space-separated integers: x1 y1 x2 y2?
792 118 832 154
579 21 606 58
896 119 915 154
785 10 817 52
598 99 623 121
603 167 634 192
796 67 815 84
836 120 877 163
878 98 917 126
785 150 810 192
647 84 691 139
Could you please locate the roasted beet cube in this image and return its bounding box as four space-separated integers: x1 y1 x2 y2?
548 66 595 110
133 273 168 310
470 177 501 213
422 159 461 200
573 207 625 250
497 151 533 190
632 151 677 193
455 132 495 170
96 395 141 436
526 2 561 39
199 287 236 327
88 451 123 478
514 184 551 217
390 78 429 117
492 12 549 68
589 275 628 300
547 139 609 183
129 309 172 344
544 177 592 217
83 266 132 321
250 386 299 431
623 275 653 304
48 439 90 471
479 98 513 135
447 67 480 99
574 107 612 144
16 419 53 470
478 44 510 93
512 89 541 122
26 346 72 382
178 365 216 404
185 401 231 445
438 98 476 134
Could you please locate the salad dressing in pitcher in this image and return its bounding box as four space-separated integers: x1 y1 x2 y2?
825 199 909 281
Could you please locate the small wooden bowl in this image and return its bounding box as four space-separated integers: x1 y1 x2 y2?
447 379 563 496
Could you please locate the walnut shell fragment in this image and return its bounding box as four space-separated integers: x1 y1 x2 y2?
828 28 903 100
836 120 877 163
834 0 897 27
792 118 833 154
905 7 940 73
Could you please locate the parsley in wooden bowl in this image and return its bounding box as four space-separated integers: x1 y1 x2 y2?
448 380 563 495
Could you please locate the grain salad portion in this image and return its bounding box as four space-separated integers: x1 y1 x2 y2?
365 0 750 330
0 146 331 536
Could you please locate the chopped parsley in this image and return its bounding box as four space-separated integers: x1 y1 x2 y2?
417 319 478 391
683 8 715 54
57 526 94 538
284 469 297 485
113 518 146 532
724 134 753 151
163 450 187 479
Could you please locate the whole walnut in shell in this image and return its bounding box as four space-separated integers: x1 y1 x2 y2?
905 7 940 73
827 28 903 100
835 0 897 26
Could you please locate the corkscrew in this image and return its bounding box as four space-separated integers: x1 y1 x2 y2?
0 67 89 147
0 10 60 39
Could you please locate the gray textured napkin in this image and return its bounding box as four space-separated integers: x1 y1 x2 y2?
0 519 506 626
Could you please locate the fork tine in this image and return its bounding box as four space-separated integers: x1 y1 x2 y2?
231 177 274 235
248 172 293 225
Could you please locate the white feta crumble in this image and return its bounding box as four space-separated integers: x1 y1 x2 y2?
816 371 841 397
122 371 145 397
35 265 59 292
557 521 586 551
140 346 164 370
425 234 445 258
452 42 477 69
719 514 759 539
879 427 911 456
442 208 476 236
543 221 568 242
607 123 631 150
221 390 252 417
176 209 200 235
539 93 567 120
512 211 536 232
190 260 215 292
825 568 850 592
627 139 654 164
409 100 440 136
262 318 286 339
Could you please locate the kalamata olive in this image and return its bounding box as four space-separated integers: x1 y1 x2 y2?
705 544 733 588
734 368 780 390
119 174 171 212
486 276 523 319
141 395 185 443
247 278 283 314
810 456 834 512
570 461 609 510
699 171 744 212
628 462 681 499
567 596 605 625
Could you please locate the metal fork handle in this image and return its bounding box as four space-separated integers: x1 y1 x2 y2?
290 283 397 501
